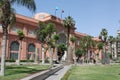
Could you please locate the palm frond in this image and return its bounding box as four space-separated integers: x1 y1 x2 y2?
10 0 36 12
9 8 16 28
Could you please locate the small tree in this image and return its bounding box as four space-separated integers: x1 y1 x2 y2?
53 34 59 62
58 43 67 62
70 36 76 43
35 22 48 64
97 42 104 55
97 42 104 51
53 34 59 41
75 48 83 62
70 36 76 63
36 22 56 68
17 30 24 65
97 42 104 63
80 35 93 63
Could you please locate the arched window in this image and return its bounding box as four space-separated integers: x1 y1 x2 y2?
10 41 19 51
28 43 35 52
10 41 19 60
28 43 35 60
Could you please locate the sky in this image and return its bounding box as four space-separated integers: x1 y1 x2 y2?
12 0 120 37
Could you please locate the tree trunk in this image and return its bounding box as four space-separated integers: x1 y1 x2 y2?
0 0 11 76
102 44 107 64
72 45 76 64
104 43 110 64
42 47 48 64
0 35 7 76
55 46 58 62
110 43 112 59
17 41 22 65
42 47 45 64
35 48 39 64
86 48 89 63
67 46 73 64
49 47 53 69
66 28 70 65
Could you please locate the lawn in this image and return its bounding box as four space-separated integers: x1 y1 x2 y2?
63 64 120 80
0 64 49 80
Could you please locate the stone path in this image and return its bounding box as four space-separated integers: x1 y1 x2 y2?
45 65 71 80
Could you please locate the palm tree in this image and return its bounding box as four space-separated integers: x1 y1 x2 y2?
63 16 75 64
17 30 24 65
100 29 108 48
100 28 109 64
0 0 36 76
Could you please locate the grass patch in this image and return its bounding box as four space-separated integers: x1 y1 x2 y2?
0 64 49 80
61 69 71 80
63 64 120 80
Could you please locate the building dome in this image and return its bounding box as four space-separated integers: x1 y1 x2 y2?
33 12 51 21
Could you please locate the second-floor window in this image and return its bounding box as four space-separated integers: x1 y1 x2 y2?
11 26 21 32
28 30 35 36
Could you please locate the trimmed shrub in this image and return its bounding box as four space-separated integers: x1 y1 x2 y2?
20 60 34 62
5 59 15 62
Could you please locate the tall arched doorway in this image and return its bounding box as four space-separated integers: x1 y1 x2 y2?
10 41 19 60
57 33 67 61
57 33 67 44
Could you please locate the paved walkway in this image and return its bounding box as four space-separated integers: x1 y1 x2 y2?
45 65 71 80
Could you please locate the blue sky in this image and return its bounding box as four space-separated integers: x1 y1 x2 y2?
12 0 120 37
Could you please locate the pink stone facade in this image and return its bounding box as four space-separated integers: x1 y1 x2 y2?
0 12 101 60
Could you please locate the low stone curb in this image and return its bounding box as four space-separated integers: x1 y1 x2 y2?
20 65 63 80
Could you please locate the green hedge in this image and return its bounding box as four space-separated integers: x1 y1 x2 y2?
5 59 34 62
115 60 120 63
5 59 15 62
20 60 34 62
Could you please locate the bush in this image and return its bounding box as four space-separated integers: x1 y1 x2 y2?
45 59 49 63
5 59 15 62
20 60 34 62
115 60 120 63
